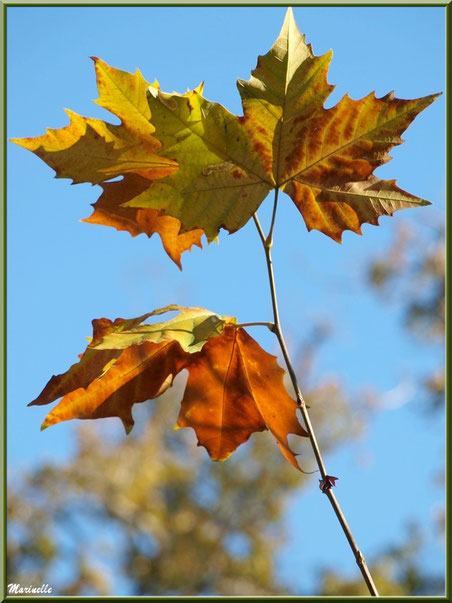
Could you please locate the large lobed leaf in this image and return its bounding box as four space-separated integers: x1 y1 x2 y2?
125 8 439 241
30 307 307 469
10 58 203 269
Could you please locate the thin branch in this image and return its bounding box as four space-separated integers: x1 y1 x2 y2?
253 213 266 247
254 212 280 333
253 189 379 597
234 321 275 330
266 186 279 247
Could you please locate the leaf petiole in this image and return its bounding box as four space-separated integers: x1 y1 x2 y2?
265 187 279 249
234 322 275 331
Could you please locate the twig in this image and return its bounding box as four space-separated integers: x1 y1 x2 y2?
266 186 279 247
234 321 275 330
253 191 379 597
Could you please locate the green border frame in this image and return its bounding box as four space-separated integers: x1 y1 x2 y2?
1 1 449 601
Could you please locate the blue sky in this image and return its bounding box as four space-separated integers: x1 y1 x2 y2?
7 5 445 595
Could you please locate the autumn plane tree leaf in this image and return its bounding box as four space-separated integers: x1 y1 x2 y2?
82 173 203 269
30 307 306 468
123 7 439 242
177 325 308 470
10 57 203 269
29 306 230 407
29 305 235 434
29 314 146 410
36 339 187 435
87 304 237 353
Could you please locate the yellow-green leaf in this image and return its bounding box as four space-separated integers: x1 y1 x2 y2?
13 9 438 246
10 109 177 185
92 56 155 138
125 84 273 241
90 305 236 354
126 8 438 242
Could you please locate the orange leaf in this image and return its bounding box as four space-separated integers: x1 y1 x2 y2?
31 306 235 434
39 340 188 434
177 326 308 470
31 311 307 470
281 91 439 241
29 313 155 407
83 174 203 269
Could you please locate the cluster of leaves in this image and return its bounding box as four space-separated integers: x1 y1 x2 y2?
12 9 437 260
30 306 307 469
12 8 439 469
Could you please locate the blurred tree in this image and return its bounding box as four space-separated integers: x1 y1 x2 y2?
368 219 445 410
7 339 368 597
316 524 444 596
314 216 445 597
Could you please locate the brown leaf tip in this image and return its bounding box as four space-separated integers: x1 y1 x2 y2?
122 416 134 435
